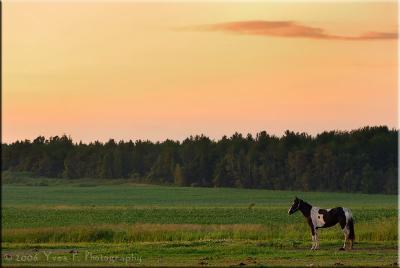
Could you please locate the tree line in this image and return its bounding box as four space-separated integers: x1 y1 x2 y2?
1 126 397 194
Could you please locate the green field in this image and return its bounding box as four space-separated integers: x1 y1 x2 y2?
2 182 398 267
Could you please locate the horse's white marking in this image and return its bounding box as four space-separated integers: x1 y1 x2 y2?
342 207 353 224
288 202 293 214
310 207 325 228
288 201 300 214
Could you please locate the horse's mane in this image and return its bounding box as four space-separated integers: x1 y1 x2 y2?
299 200 312 217
301 200 312 207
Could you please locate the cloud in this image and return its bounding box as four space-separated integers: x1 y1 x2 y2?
183 20 397 41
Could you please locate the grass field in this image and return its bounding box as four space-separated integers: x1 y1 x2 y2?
1 181 398 267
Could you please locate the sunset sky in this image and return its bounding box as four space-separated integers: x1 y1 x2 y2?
3 1 398 143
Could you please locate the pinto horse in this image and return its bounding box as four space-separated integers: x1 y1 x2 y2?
288 197 355 250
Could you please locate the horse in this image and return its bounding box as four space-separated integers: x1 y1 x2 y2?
288 196 355 250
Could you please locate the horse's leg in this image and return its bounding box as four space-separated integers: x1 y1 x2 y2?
308 219 316 250
310 234 315 250
349 238 353 250
341 226 350 250
310 235 314 250
342 232 348 250
339 214 348 250
348 218 355 250
311 234 317 250
314 230 320 250
311 229 318 250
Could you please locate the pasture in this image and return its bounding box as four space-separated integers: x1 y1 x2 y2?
1 182 398 266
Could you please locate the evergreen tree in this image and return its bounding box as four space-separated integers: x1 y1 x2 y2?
173 164 186 186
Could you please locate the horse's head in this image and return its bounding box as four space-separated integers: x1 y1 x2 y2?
288 196 302 215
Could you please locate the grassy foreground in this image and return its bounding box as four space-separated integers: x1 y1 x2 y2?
2 241 398 267
2 181 398 266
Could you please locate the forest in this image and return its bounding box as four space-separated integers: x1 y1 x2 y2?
1 126 397 194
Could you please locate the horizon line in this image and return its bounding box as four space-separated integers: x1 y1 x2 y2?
2 125 396 145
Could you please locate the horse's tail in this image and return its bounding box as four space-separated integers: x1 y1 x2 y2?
348 218 355 240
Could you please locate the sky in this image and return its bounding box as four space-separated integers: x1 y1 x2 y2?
3 1 398 143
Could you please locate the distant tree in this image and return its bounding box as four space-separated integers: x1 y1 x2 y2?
360 164 377 194
63 153 79 179
173 164 186 186
383 167 397 194
213 154 235 187
112 149 123 178
100 152 114 179
342 170 355 193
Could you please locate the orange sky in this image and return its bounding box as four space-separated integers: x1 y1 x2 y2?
3 1 398 143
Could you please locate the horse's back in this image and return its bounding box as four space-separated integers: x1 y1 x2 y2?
340 207 353 223
329 207 353 218
333 207 354 229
